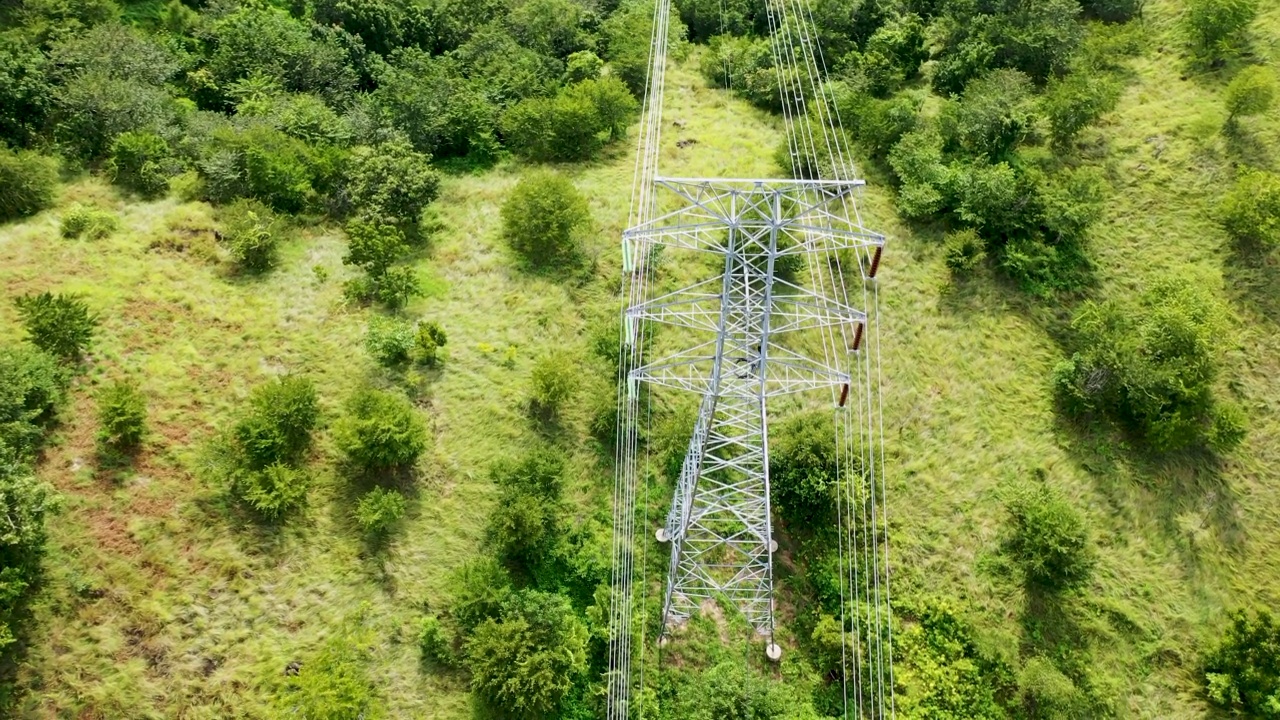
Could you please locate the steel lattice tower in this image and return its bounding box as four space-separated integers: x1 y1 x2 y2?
624 178 884 643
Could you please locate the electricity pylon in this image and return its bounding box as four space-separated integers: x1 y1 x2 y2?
623 177 884 647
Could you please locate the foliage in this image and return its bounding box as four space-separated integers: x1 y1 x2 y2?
837 88 921 160
502 171 589 268
343 138 439 229
354 487 406 536
333 387 427 475
932 0 1083 95
371 48 499 159
417 615 454 665
95 379 146 452
0 147 58 223
943 69 1038 161
235 462 310 520
701 34 785 112
1224 66 1276 121
1183 0 1257 63
342 220 421 309
1218 169 1280 249
487 449 565 569
564 51 604 83
220 199 281 274
0 36 53 147
59 204 118 240
413 321 447 366
0 344 65 460
14 292 98 361
0 447 60 652
233 375 320 471
200 125 338 214
1205 608 1280 717
1053 278 1239 452
895 600 1015 719
1079 0 1143 22
105 131 174 198
666 660 822 719
502 77 638 161
530 350 579 416
1019 656 1083 718
603 0 686 95
1000 481 1095 593
364 316 416 367
1041 71 1121 148
465 589 589 720
944 228 987 273
448 555 513 632
769 411 839 530
282 608 384 720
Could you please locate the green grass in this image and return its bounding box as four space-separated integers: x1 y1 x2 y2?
1 2 1279 716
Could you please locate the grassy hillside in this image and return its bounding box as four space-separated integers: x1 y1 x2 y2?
0 0 1278 717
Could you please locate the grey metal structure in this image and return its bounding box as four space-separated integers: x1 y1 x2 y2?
624 178 884 637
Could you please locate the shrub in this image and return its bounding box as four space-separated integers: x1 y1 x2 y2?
1055 278 1238 452
448 556 513 632
414 321 447 366
208 6 357 107
0 448 59 651
502 171 589 269
0 37 53 147
95 379 146 453
1219 169 1280 249
487 449 565 569
371 48 500 159
502 78 637 161
14 292 98 361
283 608 383 720
887 128 950 219
343 138 440 229
836 89 921 160
1019 656 1082 719
364 316 415 367
769 412 839 530
1000 482 1095 593
354 487 406 536
1205 608 1280 716
1041 72 1122 148
418 615 454 665
943 69 1038 160
52 74 175 162
602 0 686 95
106 131 174 198
59 204 119 240
0 147 58 223
233 375 320 470
220 199 280 274
236 463 310 520
1225 66 1276 122
529 350 579 417
1080 0 1143 21
564 51 603 83
333 388 428 474
345 220 408 276
944 229 987 273
1184 0 1257 63
670 661 822 719
200 125 330 213
372 266 421 309
465 590 589 720
0 345 65 459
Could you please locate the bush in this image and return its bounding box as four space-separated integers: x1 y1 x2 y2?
1019 656 1082 719
465 590 589 720
1041 72 1122 148
1224 66 1276 122
0 345 65 460
0 37 53 147
208 7 357 107
769 412 839 530
372 266 421 310
14 292 98 361
345 220 408 276
283 609 383 720
220 199 281 274
564 51 603 83
343 138 440 229
670 660 822 719
1205 608 1280 716
0 448 59 651
1184 0 1257 63
236 462 310 520
502 171 589 269
1219 169 1280 249
487 449 565 569
52 74 175 162
371 48 500 159
365 316 415 367
418 615 454 665
602 0 686 95
1000 482 1095 593
233 375 320 470
200 125 334 213
944 228 987 273
354 487 406 536
414 321 447 366
106 131 174 198
502 77 637 161
95 379 146 453
1080 0 1143 21
942 69 1038 160
60 204 119 240
333 388 428 474
530 350 579 417
448 555 513 632
0 147 58 223
1055 278 1239 452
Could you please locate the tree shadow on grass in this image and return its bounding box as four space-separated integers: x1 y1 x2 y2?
1223 124 1276 171
328 462 428 593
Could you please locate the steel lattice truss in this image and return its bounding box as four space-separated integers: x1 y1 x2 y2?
624 177 884 637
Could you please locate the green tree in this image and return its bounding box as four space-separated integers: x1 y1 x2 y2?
413 321 447 366
603 0 686 95
1205 609 1280 716
944 228 987 273
769 412 840 529
943 69 1038 160
0 345 65 460
282 608 384 719
105 131 173 198
0 447 60 651
466 590 589 720
1219 169 1280 249
95 379 146 453
501 171 589 268
0 147 58 223
220 199 281 274
354 487 407 536
333 388 428 474
486 449 564 569
233 375 320 470
14 292 97 361
236 463 310 520
343 138 440 229
364 316 415 367
1183 0 1257 63
1224 65 1276 122
448 555 512 632
0 36 53 147
1000 482 1095 593
530 350 579 417
1041 71 1122 148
